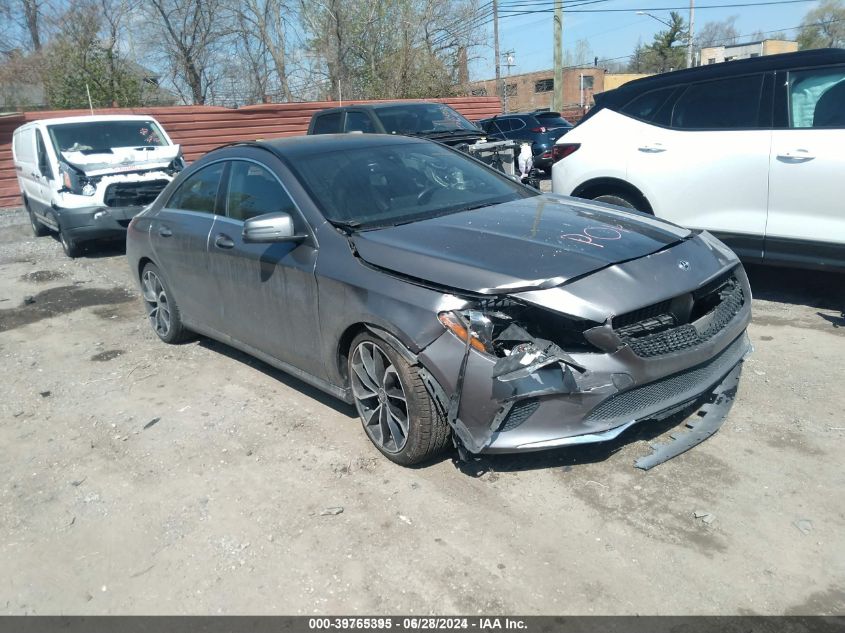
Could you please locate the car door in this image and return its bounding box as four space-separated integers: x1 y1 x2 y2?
484 117 512 140
766 66 845 267
206 158 322 377
14 128 47 216
34 130 57 218
150 162 225 328
626 74 771 260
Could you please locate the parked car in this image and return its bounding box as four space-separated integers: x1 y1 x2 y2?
551 48 845 271
478 110 573 171
126 134 751 467
12 115 183 257
307 101 525 180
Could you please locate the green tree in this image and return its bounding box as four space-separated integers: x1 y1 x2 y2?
42 2 147 109
798 0 845 49
627 12 687 73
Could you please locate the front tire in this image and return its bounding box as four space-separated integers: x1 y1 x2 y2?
348 332 450 466
140 263 191 344
59 227 82 257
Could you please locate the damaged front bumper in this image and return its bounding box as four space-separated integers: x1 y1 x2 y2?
416 241 752 466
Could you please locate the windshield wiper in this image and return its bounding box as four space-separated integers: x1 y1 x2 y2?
78 148 115 155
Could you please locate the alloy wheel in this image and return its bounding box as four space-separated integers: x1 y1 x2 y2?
141 269 172 338
350 341 410 453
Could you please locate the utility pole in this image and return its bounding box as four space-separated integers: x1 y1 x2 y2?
686 0 695 68
493 0 503 111
552 0 563 111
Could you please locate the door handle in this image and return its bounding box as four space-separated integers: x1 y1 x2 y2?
776 149 815 161
214 234 235 249
638 143 666 153
158 226 173 237
30 171 40 178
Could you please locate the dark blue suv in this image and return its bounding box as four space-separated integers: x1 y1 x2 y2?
477 110 573 172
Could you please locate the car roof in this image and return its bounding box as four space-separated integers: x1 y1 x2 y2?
29 114 163 127
212 133 434 160
601 48 845 104
314 101 457 115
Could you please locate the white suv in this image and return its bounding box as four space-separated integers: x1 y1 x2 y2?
552 48 845 271
13 115 183 257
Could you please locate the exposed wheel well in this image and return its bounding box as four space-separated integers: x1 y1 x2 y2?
336 324 370 383
137 257 154 282
572 178 653 214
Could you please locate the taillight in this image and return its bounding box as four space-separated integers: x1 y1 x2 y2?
551 143 581 162
530 126 547 133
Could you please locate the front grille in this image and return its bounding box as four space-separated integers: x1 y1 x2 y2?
614 270 745 358
103 180 169 207
499 398 540 432
585 334 746 423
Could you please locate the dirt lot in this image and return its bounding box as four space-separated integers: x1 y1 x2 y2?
1 211 843 616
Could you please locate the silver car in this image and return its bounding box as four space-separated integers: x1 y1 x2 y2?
126 134 751 467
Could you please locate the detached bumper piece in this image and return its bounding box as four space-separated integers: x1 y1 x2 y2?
634 361 743 470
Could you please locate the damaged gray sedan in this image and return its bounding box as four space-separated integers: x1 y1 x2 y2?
126 134 751 467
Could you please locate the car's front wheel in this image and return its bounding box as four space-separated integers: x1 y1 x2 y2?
348 332 450 466
59 227 82 257
592 193 638 210
140 263 191 344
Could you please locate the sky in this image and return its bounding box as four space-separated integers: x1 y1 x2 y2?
469 0 822 80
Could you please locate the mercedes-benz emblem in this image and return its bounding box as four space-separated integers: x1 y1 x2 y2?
678 260 691 271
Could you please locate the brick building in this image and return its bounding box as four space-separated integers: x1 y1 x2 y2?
468 68 649 114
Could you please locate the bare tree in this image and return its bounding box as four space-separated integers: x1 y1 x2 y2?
144 0 231 104
695 15 740 49
233 0 292 102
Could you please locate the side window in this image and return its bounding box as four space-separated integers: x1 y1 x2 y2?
345 111 374 133
14 129 35 163
167 163 224 213
671 75 764 130
36 131 53 179
312 112 342 134
621 87 677 123
788 67 845 128
510 118 527 131
225 161 296 222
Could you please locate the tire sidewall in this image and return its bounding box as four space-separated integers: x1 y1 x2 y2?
141 262 186 344
348 332 436 466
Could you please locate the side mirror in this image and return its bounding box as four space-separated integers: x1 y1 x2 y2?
242 212 306 243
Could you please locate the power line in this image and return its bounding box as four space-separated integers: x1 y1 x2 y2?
498 0 818 14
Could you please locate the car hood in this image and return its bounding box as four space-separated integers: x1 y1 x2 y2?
350 194 691 294
61 145 181 177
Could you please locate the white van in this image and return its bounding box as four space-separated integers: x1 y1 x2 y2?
12 115 183 257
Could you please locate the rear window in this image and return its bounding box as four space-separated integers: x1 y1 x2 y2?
671 75 763 130
535 112 572 128
620 87 677 123
312 112 342 134
47 120 167 154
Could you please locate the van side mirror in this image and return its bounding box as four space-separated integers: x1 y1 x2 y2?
242 212 306 243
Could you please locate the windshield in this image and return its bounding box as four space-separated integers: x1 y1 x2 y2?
374 104 481 135
289 142 537 229
48 120 168 154
535 112 573 128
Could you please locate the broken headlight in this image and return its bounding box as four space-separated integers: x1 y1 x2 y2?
438 301 599 357
59 162 96 196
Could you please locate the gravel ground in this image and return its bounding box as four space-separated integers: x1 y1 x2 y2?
1 211 843 616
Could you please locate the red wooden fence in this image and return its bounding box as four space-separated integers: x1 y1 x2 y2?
0 96 502 209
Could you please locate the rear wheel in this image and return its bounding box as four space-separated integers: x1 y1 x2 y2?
592 193 638 210
25 200 50 237
349 332 450 466
140 263 191 344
